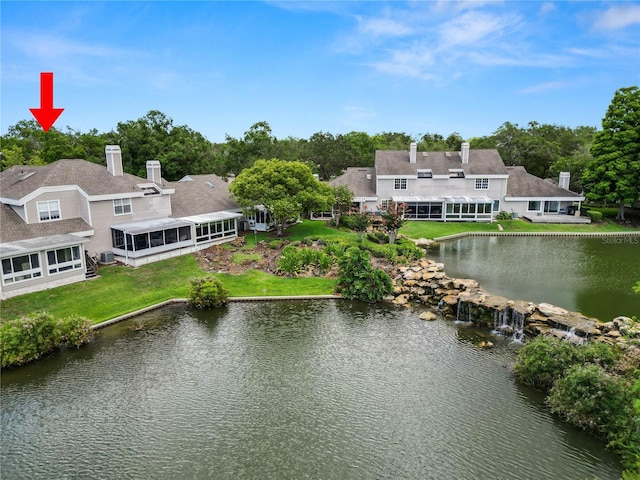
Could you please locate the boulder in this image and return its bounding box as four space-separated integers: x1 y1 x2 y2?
452 278 480 290
420 311 438 321
537 303 569 317
393 293 409 305
478 341 494 349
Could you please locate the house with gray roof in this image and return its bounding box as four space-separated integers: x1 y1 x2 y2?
330 142 584 222
503 166 585 219
0 146 242 299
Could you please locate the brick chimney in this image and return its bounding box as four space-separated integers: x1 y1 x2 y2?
105 145 123 176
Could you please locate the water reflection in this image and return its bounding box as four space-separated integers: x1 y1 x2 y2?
433 236 640 319
1 301 622 480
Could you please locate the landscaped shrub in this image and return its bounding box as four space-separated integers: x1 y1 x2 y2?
323 241 348 259
277 246 335 276
587 210 604 222
0 312 93 368
277 245 305 275
189 275 229 309
513 335 639 469
496 210 512 220
269 240 284 249
513 336 582 390
547 364 638 461
395 242 424 262
316 251 334 274
367 231 388 244
337 246 393 302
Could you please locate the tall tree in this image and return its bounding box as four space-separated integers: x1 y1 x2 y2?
583 86 640 220
229 159 334 236
114 110 216 180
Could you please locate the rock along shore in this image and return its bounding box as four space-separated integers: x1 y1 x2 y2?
388 258 638 345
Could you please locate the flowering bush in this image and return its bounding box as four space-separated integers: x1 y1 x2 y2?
378 201 408 244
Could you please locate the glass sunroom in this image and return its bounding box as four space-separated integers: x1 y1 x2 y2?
111 218 194 260
392 196 495 222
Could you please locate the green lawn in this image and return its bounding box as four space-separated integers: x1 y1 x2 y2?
216 269 336 297
401 218 636 239
1 218 636 324
0 255 204 323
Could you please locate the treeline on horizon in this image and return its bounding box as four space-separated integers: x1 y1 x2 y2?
0 110 596 191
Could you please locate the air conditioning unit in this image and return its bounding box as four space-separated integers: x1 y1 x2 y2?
100 252 115 263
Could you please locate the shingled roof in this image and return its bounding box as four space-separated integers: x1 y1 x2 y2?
0 159 152 201
0 203 92 243
329 168 377 198
167 174 240 218
506 166 583 198
375 149 508 176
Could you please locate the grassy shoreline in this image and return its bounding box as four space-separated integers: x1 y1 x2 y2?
1 218 638 324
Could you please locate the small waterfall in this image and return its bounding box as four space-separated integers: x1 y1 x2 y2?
562 327 585 345
455 298 472 323
492 307 525 343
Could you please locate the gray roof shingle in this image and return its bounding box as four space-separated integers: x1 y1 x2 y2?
1 159 152 200
375 149 508 176
0 203 92 243
506 166 583 198
329 168 377 198
167 174 240 218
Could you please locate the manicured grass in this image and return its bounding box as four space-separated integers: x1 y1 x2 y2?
0 255 205 323
401 218 637 239
214 269 336 297
2 218 635 325
400 221 499 239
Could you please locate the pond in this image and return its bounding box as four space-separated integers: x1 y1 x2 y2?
431 235 640 321
1 301 622 479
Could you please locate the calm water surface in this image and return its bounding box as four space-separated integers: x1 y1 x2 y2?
1 301 622 480
432 236 640 320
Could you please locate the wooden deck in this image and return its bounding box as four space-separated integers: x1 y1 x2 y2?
522 214 591 224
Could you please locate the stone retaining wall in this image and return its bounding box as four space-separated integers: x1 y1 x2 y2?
389 259 638 345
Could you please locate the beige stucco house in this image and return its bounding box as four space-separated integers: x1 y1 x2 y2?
0 146 241 299
331 142 584 222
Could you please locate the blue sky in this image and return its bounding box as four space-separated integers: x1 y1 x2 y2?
2 1 639 143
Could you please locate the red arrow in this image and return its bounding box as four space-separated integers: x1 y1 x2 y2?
29 72 64 132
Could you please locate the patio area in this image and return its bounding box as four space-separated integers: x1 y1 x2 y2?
522 214 591 224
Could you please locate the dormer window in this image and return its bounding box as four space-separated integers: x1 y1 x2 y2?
37 200 60 222
449 169 465 178
142 186 160 196
417 169 433 179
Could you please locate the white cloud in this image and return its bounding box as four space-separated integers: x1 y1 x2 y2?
592 4 640 30
438 11 522 48
356 16 414 37
519 81 569 94
539 2 556 16
5 30 133 59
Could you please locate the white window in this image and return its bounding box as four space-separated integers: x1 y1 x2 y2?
449 169 465 178
46 246 82 275
113 198 132 215
1 253 42 285
417 169 433 179
380 199 390 210
394 178 407 190
528 201 541 211
475 178 489 190
37 200 60 222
